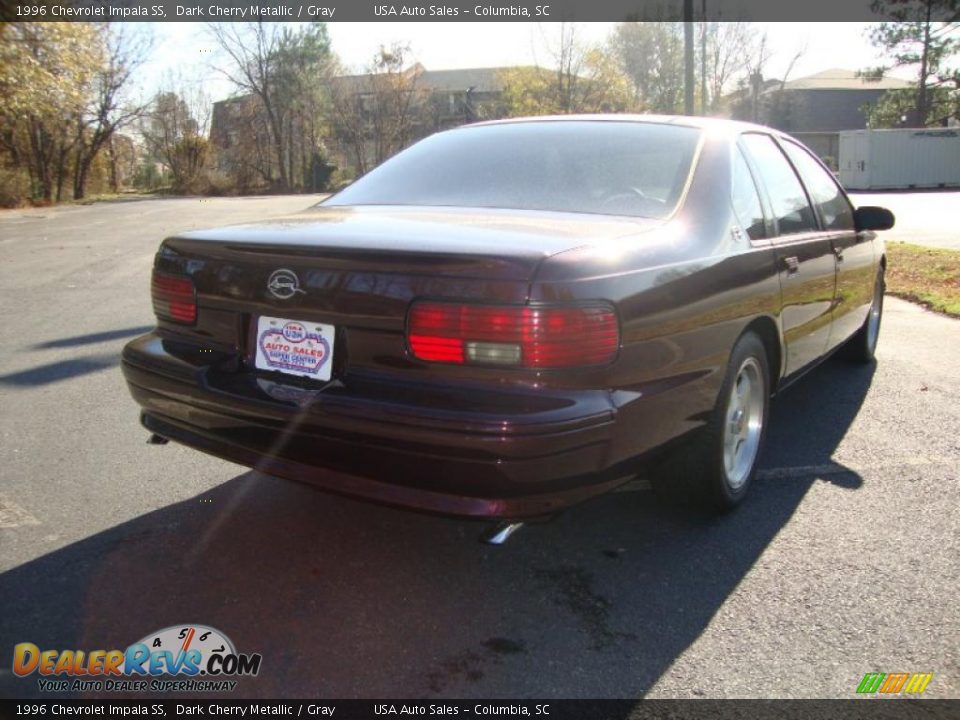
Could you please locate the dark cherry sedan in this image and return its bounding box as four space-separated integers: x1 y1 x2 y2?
122 116 894 519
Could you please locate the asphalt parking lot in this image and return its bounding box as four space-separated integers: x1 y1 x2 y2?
0 196 957 700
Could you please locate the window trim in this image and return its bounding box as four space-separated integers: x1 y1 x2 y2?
777 137 857 235
730 142 771 245
738 131 820 241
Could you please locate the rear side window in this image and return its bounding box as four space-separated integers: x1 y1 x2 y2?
731 147 766 240
740 134 818 236
781 140 855 231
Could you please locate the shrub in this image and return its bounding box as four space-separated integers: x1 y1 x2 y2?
0 166 30 208
328 167 355 192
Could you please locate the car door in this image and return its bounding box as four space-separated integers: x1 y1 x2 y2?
779 138 874 350
740 133 836 377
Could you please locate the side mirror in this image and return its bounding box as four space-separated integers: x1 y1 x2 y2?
854 206 895 232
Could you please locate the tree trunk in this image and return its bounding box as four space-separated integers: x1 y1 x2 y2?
30 122 53 202
55 150 68 202
286 115 296 191
73 149 92 200
108 136 119 193
700 10 708 114
263 103 288 191
916 5 933 127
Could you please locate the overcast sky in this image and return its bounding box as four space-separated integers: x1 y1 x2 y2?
135 21 909 105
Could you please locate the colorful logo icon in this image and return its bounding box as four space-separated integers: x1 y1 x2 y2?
856 672 933 695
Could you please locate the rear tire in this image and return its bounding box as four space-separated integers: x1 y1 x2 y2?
651 331 770 511
845 267 884 364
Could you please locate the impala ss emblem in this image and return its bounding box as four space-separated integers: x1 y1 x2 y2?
266 268 305 300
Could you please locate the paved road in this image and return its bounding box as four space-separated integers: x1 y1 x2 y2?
850 191 960 250
0 197 957 700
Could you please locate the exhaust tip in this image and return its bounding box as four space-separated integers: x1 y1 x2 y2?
480 521 524 545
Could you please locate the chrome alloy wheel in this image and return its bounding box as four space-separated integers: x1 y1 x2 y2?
722 356 765 490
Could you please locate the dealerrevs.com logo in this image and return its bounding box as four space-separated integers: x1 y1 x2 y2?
13 624 262 693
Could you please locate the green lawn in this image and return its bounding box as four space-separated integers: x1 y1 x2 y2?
886 242 960 318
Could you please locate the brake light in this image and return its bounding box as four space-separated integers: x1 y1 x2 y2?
151 270 196 324
408 302 619 368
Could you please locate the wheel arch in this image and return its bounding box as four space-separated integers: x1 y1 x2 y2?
740 316 783 394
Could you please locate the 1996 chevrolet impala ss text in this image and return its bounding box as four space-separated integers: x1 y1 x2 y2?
122 116 894 518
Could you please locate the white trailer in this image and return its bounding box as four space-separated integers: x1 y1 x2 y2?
838 128 960 190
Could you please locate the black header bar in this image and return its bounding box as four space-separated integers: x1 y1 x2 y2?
1 699 960 719
3 0 958 22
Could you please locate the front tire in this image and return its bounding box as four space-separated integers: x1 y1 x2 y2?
652 331 771 511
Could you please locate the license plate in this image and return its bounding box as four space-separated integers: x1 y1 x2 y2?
254 316 335 381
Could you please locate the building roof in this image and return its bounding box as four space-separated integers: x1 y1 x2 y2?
415 66 525 93
332 65 527 94
767 68 912 92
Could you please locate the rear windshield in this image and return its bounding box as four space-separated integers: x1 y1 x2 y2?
325 121 701 219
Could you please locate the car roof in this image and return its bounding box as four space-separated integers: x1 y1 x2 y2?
464 113 779 138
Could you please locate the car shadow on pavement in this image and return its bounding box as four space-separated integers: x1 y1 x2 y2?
31 326 153 351
4 324 152 388
0 356 874 700
0 354 119 388
759 354 876 487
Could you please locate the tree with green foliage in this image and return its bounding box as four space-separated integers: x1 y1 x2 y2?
0 23 102 201
0 23 148 202
862 0 959 127
610 22 685 113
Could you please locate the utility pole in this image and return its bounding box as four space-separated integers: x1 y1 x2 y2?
683 0 695 116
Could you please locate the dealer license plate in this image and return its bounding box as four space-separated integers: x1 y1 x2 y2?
254 316 335 381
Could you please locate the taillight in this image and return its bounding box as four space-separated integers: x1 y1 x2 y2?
408 302 619 368
151 270 196 324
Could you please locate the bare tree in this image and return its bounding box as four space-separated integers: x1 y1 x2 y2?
544 23 583 113
531 23 631 113
730 32 806 127
71 24 151 200
327 66 369 176
208 22 333 192
141 76 211 192
105 133 138 193
703 22 755 113
328 44 429 176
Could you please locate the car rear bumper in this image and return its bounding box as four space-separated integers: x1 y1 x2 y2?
122 333 628 517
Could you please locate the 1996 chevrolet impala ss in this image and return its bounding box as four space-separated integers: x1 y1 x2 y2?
122 116 895 518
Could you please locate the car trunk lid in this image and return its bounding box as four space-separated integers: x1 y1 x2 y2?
153 205 660 379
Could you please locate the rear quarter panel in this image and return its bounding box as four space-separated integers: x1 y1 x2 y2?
530 132 783 466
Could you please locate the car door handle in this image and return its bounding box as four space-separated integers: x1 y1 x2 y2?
783 256 800 276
